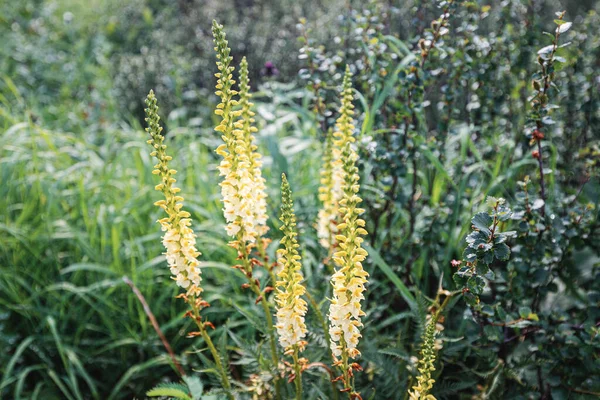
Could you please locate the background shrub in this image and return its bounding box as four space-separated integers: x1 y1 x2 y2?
0 0 598 399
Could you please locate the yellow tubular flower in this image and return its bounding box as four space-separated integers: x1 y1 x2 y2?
212 21 260 243
408 315 440 400
316 129 338 249
317 66 356 250
275 174 308 352
328 67 369 361
238 56 269 238
145 90 202 296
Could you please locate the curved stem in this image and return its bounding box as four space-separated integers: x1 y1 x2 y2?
123 276 185 377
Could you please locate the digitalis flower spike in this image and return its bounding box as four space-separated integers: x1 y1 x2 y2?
213 22 281 398
212 20 261 243
317 65 356 251
145 90 234 398
316 128 338 250
408 315 441 400
275 174 308 400
239 56 269 239
145 90 202 297
327 67 369 397
275 173 308 352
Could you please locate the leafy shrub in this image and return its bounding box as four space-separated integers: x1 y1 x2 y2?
1 1 599 400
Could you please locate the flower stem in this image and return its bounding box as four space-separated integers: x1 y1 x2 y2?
340 340 353 399
189 303 234 400
292 346 302 400
239 243 281 400
258 241 278 289
304 290 339 400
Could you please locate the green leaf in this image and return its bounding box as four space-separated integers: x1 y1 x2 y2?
364 244 417 312
147 384 192 400
471 213 492 235
475 262 490 276
537 45 554 55
531 198 545 210
467 275 486 295
494 243 510 261
483 251 494 265
486 196 499 208
518 306 532 319
484 325 501 342
183 376 203 400
464 291 479 307
528 313 539 322
556 21 572 33
466 230 489 248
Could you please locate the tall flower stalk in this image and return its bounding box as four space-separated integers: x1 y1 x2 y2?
212 20 280 399
316 128 340 252
144 90 233 399
407 288 454 400
238 55 274 282
408 316 439 400
328 67 369 399
317 66 357 258
238 56 270 240
275 173 308 400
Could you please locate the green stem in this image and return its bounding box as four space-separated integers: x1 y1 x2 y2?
292 346 302 400
340 339 353 399
305 292 332 356
239 242 281 400
190 304 234 400
304 291 339 399
257 240 278 287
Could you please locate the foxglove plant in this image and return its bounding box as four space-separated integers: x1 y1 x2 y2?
316 129 339 251
327 67 369 399
238 56 270 240
212 20 281 398
408 316 439 400
145 90 233 398
317 66 359 253
275 174 308 400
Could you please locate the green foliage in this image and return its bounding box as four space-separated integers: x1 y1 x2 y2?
453 197 516 306
147 376 217 400
1 0 599 399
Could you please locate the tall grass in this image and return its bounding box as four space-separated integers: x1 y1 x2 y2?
0 74 327 398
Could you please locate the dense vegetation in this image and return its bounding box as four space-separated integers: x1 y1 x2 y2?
1 0 599 399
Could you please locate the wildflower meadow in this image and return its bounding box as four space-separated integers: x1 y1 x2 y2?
1 1 599 399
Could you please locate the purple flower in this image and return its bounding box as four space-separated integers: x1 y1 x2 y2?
262 61 279 77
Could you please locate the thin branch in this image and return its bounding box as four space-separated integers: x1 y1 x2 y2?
123 276 186 377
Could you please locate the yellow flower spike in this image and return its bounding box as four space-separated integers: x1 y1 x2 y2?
316 128 338 249
145 91 235 399
239 56 269 238
327 67 369 397
317 65 356 251
275 174 308 400
275 173 308 351
408 314 441 400
144 90 202 297
212 21 265 244
213 23 282 400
